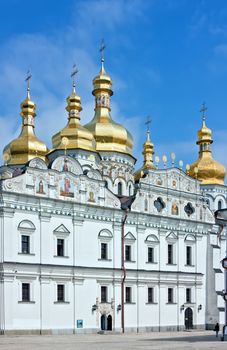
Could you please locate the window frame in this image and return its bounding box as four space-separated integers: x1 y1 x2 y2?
18 220 35 255
22 283 30 302
53 225 70 258
167 287 174 303
167 244 173 264
98 229 113 261
147 287 154 303
186 288 191 303
148 246 154 263
186 245 192 266
125 244 132 262
21 235 30 254
57 284 65 302
125 286 132 303
101 286 108 303
57 238 65 257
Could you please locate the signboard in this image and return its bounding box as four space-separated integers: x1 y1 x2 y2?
77 319 83 328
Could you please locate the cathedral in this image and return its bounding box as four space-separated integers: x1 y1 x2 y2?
0 51 226 335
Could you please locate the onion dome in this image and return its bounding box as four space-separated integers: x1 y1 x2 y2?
189 107 226 185
3 75 48 165
84 45 133 156
134 128 155 181
51 67 96 152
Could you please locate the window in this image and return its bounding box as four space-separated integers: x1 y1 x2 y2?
168 288 173 303
101 243 108 260
148 287 154 303
101 286 107 303
144 198 148 212
125 287 132 303
118 182 122 196
57 284 65 302
22 283 30 302
218 200 222 210
57 239 64 257
148 247 154 263
167 244 173 264
186 288 191 303
125 245 131 261
21 235 30 254
186 246 192 266
129 184 132 196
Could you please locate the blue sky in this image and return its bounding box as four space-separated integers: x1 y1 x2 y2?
0 0 227 169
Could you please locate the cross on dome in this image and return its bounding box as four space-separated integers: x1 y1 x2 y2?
71 64 78 92
25 70 32 99
200 102 207 122
99 39 106 73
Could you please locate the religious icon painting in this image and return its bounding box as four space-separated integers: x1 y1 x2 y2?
171 202 179 215
172 180 177 188
88 191 96 203
60 177 74 198
36 179 46 195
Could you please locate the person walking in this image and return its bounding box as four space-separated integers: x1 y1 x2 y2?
214 322 220 337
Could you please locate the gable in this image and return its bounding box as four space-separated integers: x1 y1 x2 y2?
166 231 178 241
125 232 136 240
53 224 70 234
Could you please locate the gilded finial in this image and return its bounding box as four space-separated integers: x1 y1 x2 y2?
200 102 207 125
99 39 106 74
25 70 32 99
71 64 78 93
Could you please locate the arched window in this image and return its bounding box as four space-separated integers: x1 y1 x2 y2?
118 182 122 196
218 200 222 210
144 198 148 211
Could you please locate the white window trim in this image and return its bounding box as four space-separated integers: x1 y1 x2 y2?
125 285 134 303
167 286 176 304
17 279 35 303
147 285 157 304
54 282 69 303
98 230 113 261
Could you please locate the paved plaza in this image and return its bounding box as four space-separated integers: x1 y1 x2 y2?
0 331 226 350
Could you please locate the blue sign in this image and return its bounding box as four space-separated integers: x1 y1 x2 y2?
77 319 83 328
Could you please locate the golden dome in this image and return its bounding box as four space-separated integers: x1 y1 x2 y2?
84 54 133 156
51 78 96 153
135 129 155 181
3 85 48 165
189 115 226 185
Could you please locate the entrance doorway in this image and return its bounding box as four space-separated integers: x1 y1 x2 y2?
107 315 112 331
100 314 112 331
185 307 193 329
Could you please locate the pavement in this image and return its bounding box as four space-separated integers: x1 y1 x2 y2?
0 331 226 350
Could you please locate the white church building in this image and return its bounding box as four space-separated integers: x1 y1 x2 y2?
0 54 226 334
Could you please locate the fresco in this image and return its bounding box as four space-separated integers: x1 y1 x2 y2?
36 179 46 195
60 177 74 198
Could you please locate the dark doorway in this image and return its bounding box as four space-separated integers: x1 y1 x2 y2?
185 307 193 329
107 315 112 331
101 314 106 330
